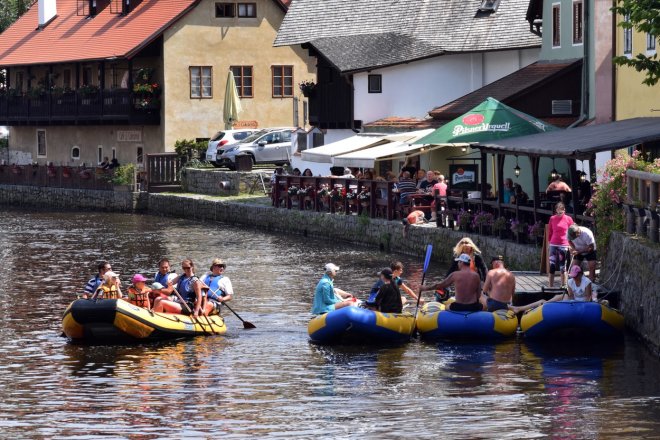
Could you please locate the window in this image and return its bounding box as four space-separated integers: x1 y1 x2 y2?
63 69 71 89
552 4 561 48
231 66 253 97
272 65 293 97
190 66 213 98
112 147 116 160
137 146 144 164
215 2 235 17
238 3 256 17
16 71 24 92
71 146 80 160
37 130 47 157
623 14 632 55
82 66 93 85
647 33 656 52
97 146 103 164
572 0 583 45
368 74 382 93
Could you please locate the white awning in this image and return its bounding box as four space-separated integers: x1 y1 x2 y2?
300 129 435 163
301 135 386 163
332 129 442 168
333 141 423 168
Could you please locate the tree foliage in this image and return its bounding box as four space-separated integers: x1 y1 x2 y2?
0 0 33 34
612 0 660 86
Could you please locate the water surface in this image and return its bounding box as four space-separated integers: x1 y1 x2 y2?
0 208 658 439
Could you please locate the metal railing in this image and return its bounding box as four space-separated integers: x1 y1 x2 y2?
0 164 115 191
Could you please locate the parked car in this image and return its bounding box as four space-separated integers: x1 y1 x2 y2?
205 129 258 167
216 127 296 170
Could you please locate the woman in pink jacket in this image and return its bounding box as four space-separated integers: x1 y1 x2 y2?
547 202 574 287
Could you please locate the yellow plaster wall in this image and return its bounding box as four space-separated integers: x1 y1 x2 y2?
615 22 660 119
162 0 316 150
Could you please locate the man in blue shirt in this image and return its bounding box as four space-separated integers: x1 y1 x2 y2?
311 263 355 314
82 261 112 298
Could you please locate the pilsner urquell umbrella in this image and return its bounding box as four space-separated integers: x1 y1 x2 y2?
223 70 242 130
415 97 559 145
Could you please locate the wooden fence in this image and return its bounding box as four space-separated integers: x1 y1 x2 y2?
146 153 184 192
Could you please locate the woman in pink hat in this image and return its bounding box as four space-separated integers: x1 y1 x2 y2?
128 274 152 308
566 265 592 302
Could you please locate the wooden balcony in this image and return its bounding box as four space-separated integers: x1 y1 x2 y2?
0 88 160 126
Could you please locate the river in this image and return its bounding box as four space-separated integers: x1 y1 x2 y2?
0 207 659 439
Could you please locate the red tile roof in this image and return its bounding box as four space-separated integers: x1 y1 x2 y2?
363 117 443 130
0 0 200 66
428 60 582 120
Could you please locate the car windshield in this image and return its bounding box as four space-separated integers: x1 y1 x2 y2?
210 131 225 142
240 130 270 143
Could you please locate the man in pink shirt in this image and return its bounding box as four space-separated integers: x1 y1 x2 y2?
547 202 574 287
430 174 447 223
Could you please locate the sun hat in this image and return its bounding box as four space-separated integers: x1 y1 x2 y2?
151 282 164 290
380 268 394 280
455 253 471 264
325 263 340 272
210 258 226 270
569 265 582 278
104 271 119 282
132 274 147 283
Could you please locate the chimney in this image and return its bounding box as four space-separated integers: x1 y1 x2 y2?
38 0 57 28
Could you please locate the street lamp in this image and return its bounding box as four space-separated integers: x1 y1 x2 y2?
550 158 558 179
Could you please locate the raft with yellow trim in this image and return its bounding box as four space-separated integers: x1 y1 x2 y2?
62 299 226 342
520 301 624 339
416 302 518 341
308 306 414 344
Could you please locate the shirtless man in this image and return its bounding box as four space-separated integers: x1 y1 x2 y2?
482 256 516 312
419 254 482 312
546 175 572 193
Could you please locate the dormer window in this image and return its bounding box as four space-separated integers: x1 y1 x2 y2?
216 3 235 17
479 0 500 12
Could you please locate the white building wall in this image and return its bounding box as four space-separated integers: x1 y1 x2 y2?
353 48 540 124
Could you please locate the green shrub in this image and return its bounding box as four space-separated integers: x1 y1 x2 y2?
109 164 136 185
174 139 207 161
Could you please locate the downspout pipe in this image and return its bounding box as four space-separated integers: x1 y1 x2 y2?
569 0 590 128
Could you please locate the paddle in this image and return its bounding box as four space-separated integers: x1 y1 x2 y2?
208 286 256 329
171 285 211 335
410 243 433 337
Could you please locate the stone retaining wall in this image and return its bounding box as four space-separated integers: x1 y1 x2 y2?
601 232 660 353
181 168 270 197
0 184 147 212
147 193 540 269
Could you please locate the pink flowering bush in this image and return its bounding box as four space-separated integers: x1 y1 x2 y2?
587 150 660 253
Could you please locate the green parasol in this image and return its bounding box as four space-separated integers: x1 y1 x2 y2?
416 97 559 145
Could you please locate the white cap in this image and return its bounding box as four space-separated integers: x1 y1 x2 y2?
455 253 471 264
104 271 119 282
324 263 340 272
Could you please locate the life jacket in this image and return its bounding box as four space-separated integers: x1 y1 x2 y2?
177 275 198 303
204 274 227 302
128 285 149 308
98 283 119 299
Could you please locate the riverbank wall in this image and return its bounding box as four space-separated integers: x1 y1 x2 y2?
0 184 538 269
601 232 660 354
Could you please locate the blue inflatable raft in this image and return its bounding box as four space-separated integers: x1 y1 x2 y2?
520 301 624 339
415 302 518 341
308 306 414 344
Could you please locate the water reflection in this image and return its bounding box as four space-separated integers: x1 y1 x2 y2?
1 208 660 438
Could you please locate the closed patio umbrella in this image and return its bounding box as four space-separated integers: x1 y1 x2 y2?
415 97 559 145
223 70 242 130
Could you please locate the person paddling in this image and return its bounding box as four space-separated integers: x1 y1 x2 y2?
201 258 234 315
419 254 482 312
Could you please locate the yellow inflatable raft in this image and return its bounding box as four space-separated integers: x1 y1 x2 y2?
62 298 226 342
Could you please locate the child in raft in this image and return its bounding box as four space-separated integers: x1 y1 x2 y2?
127 274 152 308
93 271 124 299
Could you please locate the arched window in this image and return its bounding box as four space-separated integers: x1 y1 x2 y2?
71 146 80 160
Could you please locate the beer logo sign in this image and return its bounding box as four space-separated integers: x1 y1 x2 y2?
457 167 465 175
462 114 484 126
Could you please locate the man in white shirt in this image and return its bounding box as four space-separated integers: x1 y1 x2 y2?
567 224 597 282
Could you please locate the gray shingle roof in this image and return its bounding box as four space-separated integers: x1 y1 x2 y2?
275 0 541 73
